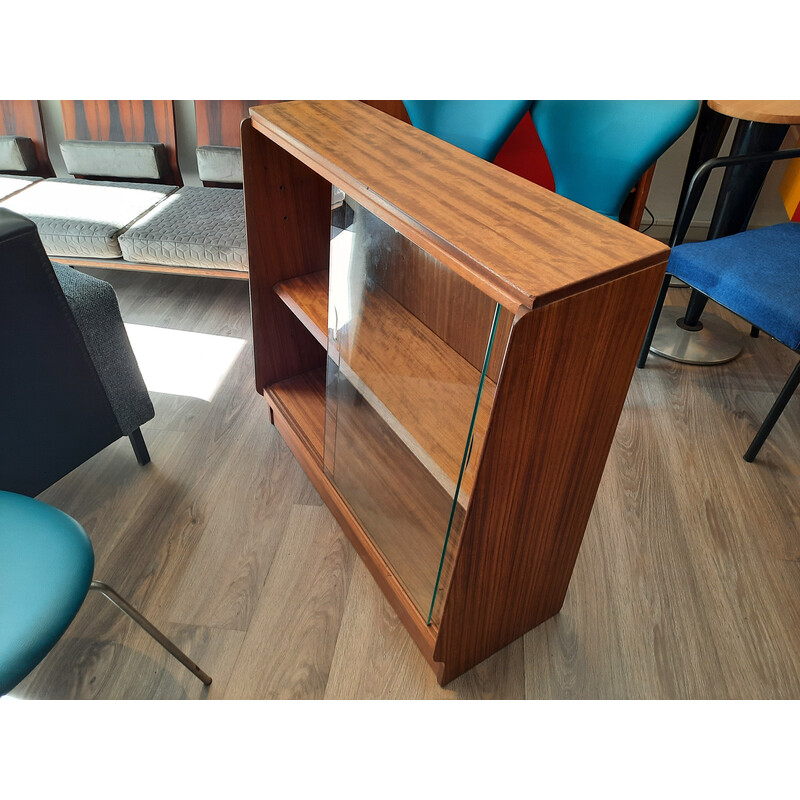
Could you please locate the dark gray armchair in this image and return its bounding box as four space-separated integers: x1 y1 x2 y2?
0 208 154 496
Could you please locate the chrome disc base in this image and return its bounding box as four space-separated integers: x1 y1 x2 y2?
649 306 743 365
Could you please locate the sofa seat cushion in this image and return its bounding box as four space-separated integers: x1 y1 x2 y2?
0 175 41 201
0 178 177 258
118 186 247 271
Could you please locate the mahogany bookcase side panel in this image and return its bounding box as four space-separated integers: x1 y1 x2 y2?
242 118 330 392
433 261 667 683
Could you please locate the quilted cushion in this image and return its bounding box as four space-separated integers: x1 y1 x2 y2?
0 175 41 201
118 186 247 271
0 178 177 258
668 222 800 350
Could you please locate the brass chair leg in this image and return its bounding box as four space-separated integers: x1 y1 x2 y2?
89 580 212 685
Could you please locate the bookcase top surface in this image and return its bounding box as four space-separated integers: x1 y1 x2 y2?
250 100 669 309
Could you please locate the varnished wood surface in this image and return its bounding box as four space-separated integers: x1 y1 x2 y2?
0 100 54 177
708 100 800 125
56 255 249 280
241 119 329 391
434 262 667 680
249 101 669 310
60 100 182 186
265 368 326 462
8 272 800 699
275 268 497 492
273 269 329 347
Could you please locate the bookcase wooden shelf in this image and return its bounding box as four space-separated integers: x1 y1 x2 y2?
243 100 670 684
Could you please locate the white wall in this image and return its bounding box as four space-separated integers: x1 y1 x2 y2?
645 116 794 242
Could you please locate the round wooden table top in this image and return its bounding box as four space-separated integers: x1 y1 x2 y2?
708 100 800 125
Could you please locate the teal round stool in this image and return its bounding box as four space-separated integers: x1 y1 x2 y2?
0 490 211 696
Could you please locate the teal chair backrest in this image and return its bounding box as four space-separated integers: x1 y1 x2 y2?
403 100 532 161
531 100 699 220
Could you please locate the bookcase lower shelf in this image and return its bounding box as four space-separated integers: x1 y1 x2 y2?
263 376 443 677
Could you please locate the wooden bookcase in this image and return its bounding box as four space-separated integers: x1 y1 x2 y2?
242 100 669 685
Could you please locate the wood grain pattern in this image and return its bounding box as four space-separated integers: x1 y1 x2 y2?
250 101 669 310
708 100 800 125
55 256 249 280
246 100 675 684
241 118 329 391
265 368 327 463
195 100 278 188
0 100 54 177
195 100 275 148
223 504 355 699
276 268 498 492
434 261 667 681
362 217 514 381
273 270 329 347
60 100 181 186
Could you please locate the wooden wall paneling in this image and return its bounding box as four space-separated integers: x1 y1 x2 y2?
241 118 329 391
195 101 280 188
195 101 278 148
0 100 54 177
433 261 667 682
60 100 182 185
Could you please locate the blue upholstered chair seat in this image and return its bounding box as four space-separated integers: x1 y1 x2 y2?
0 491 94 695
668 222 800 351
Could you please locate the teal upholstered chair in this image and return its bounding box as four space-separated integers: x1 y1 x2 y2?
531 100 700 221
0 490 211 696
403 100 532 161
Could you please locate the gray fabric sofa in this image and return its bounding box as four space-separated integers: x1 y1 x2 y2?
0 143 250 278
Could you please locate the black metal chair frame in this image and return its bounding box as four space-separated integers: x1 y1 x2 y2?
637 145 800 462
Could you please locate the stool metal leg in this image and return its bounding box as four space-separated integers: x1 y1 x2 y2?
743 359 800 463
89 580 212 685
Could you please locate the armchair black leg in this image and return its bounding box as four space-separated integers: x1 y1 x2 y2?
129 428 150 466
744 358 800 462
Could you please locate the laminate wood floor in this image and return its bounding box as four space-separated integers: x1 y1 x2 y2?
8 269 800 700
